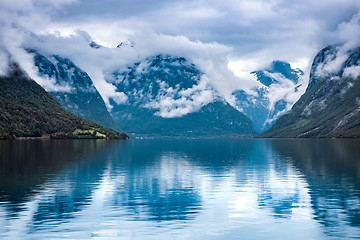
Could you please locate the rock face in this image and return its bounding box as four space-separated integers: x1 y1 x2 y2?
29 50 116 129
0 63 128 139
261 45 360 138
307 45 339 91
232 61 304 133
106 54 256 137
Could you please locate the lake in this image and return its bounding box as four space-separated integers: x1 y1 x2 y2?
0 138 360 239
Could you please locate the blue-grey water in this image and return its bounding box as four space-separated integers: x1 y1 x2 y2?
0 138 360 240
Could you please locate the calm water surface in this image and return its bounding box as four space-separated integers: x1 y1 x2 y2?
0 138 360 239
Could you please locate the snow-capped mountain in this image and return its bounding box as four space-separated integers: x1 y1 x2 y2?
232 61 304 133
262 45 360 138
29 49 116 129
105 54 256 137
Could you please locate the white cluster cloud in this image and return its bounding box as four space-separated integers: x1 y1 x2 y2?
18 31 233 112
0 0 77 86
335 12 360 50
265 71 306 111
253 68 308 126
33 75 73 93
111 92 129 105
313 12 360 80
343 66 360 79
144 75 216 118
313 46 349 79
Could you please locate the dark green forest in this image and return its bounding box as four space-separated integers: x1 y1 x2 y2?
0 64 128 140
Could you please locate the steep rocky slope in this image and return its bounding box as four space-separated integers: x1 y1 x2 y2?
261 46 360 138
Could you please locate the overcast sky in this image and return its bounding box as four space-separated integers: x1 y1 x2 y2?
1 0 360 108
49 0 360 58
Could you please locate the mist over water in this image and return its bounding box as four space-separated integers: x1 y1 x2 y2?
0 138 359 239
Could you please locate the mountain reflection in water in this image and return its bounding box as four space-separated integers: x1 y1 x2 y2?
0 138 359 239
270 139 360 237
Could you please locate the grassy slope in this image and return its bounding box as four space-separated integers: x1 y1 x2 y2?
0 66 128 140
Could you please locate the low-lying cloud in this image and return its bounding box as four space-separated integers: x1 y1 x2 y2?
144 75 216 118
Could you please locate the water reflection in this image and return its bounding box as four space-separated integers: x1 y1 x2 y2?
0 140 124 230
0 139 359 239
270 139 360 238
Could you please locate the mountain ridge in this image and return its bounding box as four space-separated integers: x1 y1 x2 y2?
232 60 304 133
260 45 360 138
29 49 116 129
0 62 128 140
106 54 256 137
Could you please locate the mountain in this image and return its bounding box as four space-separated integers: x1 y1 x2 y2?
253 61 303 87
306 45 339 91
28 50 116 129
105 54 255 137
232 61 303 133
261 45 360 138
90 41 102 49
0 63 128 140
117 41 135 48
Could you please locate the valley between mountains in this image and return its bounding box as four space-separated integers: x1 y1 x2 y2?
1 42 360 139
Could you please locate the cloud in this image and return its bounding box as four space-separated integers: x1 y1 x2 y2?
0 0 77 77
111 92 128 106
266 75 306 112
17 30 234 112
312 45 349 79
335 12 360 49
231 61 308 131
40 0 360 74
1 0 360 116
33 74 74 92
343 66 360 79
0 47 9 75
311 12 360 80
144 75 216 118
